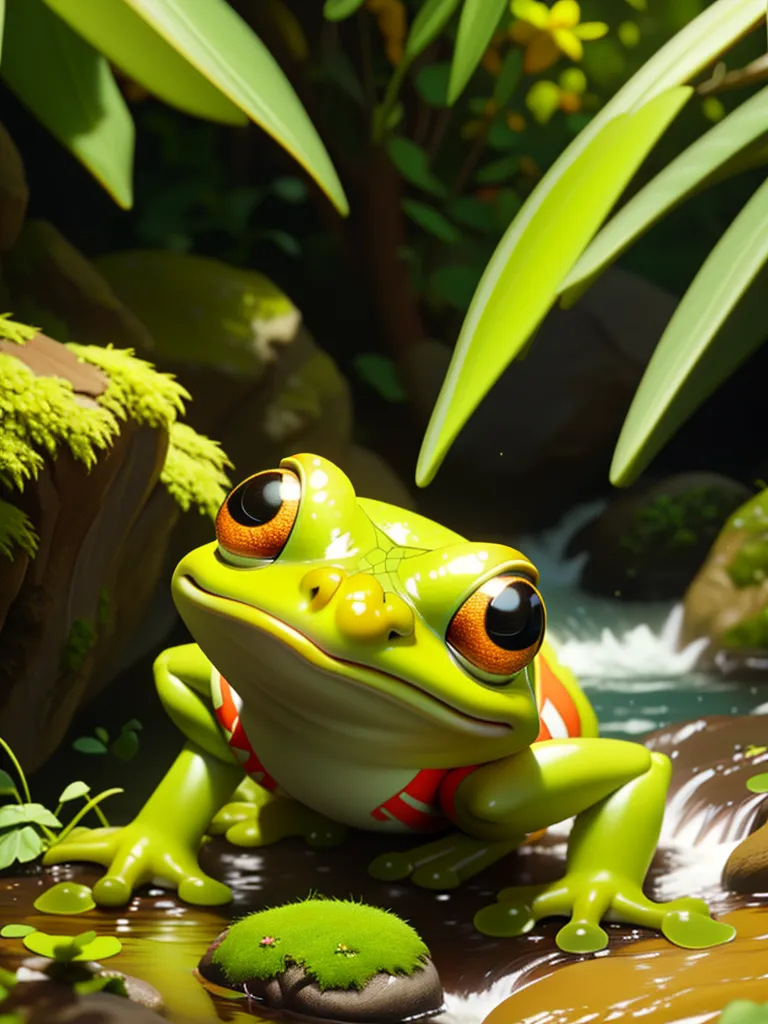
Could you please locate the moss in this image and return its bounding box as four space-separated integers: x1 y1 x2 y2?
729 535 768 588
97 589 110 629
0 316 230 517
618 487 739 560
0 313 38 345
722 607 768 649
60 619 98 673
0 500 38 560
213 897 429 992
161 422 230 518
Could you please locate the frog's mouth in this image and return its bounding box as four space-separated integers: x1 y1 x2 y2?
178 575 511 738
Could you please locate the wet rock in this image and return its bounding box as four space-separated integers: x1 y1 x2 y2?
244 961 443 1023
0 123 28 252
17 958 164 1012
682 488 768 676
568 473 750 600
2 981 166 1022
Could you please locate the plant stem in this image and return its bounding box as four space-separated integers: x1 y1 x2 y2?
427 107 454 162
358 10 377 112
373 59 410 141
0 737 31 804
52 788 123 845
450 116 494 196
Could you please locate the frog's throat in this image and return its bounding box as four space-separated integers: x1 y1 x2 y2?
178 575 512 739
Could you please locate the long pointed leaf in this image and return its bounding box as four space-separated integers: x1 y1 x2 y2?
448 0 508 104
123 0 348 214
0 0 6 61
1 0 133 207
406 0 463 63
416 0 765 486
416 87 692 486
611 175 768 486
41 0 247 125
562 84 768 302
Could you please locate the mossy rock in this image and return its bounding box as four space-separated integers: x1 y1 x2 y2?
199 898 444 1023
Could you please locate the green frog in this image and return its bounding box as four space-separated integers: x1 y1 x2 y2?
45 454 735 954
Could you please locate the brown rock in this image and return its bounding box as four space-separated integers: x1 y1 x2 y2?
723 818 768 894
244 961 444 1023
3 981 166 1022
0 122 28 252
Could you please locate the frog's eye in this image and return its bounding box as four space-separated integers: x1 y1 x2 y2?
215 469 301 561
447 574 545 681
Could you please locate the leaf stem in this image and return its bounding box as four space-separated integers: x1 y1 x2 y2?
0 737 31 804
51 788 123 845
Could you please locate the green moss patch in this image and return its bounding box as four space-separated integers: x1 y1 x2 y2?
722 607 768 649
213 897 430 992
0 316 230 518
0 500 38 560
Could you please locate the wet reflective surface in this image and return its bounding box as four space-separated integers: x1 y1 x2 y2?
2 714 768 1024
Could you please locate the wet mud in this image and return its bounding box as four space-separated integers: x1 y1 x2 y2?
1 714 767 1024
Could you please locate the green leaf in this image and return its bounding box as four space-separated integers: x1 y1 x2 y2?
323 0 365 21
58 781 90 804
476 154 519 183
446 196 497 232
122 0 347 214
416 0 767 486
318 49 365 106
430 265 483 310
109 729 140 762
416 87 691 485
414 63 451 107
94 727 109 745
448 0 508 105
123 718 143 731
0 924 35 938
610 176 768 486
405 0 462 63
0 803 62 828
387 137 447 198
747 773 768 794
0 826 43 869
402 199 460 243
72 737 108 755
719 1001 768 1024
257 229 301 256
1 0 134 208
0 0 5 57
0 770 17 796
563 83 768 302
493 49 523 108
40 0 245 125
23 931 122 962
352 354 407 403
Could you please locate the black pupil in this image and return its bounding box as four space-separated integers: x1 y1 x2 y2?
227 472 284 526
485 581 543 651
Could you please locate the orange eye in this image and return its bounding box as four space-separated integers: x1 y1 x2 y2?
447 575 545 680
215 469 301 561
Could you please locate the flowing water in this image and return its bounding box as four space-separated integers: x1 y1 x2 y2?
514 503 764 737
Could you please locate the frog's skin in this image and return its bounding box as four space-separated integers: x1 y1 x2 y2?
45 454 735 954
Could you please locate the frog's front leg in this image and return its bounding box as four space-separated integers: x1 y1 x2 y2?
456 739 737 954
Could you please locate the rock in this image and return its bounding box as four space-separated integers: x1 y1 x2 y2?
567 474 750 600
2 220 154 352
681 488 768 676
244 961 444 1023
0 122 28 253
2 981 166 1022
0 331 224 770
403 268 679 536
723 818 768 894
17 959 164 1013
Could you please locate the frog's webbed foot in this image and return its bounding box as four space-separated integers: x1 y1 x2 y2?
475 876 737 954
210 791 347 850
43 825 232 907
369 831 524 889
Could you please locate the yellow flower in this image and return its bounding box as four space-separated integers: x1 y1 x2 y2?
510 0 608 74
366 0 407 65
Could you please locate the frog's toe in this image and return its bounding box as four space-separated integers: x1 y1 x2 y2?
43 828 120 867
210 802 257 835
93 876 135 907
178 875 232 906
412 864 461 889
662 910 736 950
474 898 537 938
225 819 266 847
556 920 609 954
368 851 415 882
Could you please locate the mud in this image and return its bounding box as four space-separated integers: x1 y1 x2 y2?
1 714 767 1024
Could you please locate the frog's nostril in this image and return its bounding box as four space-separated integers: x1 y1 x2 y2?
309 587 320 601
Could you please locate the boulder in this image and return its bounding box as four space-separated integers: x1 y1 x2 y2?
0 329 228 771
682 488 768 677
0 122 28 253
567 473 751 600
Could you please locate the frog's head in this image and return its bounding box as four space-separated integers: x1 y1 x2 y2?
173 454 546 769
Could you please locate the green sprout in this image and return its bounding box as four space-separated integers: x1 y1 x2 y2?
0 737 122 872
73 719 142 762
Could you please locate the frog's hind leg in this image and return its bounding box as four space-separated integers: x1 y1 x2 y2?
369 831 527 889
210 786 348 850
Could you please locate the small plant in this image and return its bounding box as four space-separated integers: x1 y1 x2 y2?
0 737 121 872
213 896 430 992
73 719 142 762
